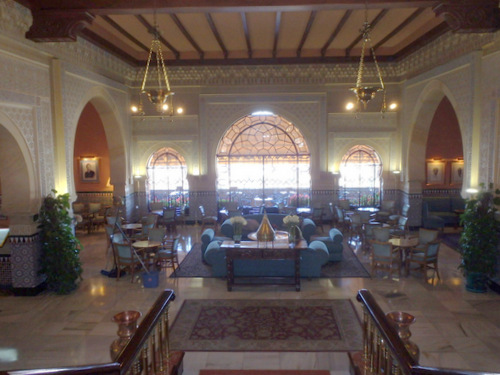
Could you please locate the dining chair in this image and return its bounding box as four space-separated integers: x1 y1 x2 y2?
148 227 167 243
161 208 177 233
157 236 180 274
370 240 400 278
372 226 390 242
199 205 218 231
311 207 324 232
389 216 409 238
407 239 441 283
334 205 349 232
112 241 143 282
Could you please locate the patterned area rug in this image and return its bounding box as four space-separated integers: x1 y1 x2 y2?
171 242 370 278
169 299 363 352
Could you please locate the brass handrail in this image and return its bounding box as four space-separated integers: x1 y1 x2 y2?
2 289 177 375
356 289 499 375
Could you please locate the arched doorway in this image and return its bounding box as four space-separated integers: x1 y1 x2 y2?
216 114 311 209
339 145 382 207
146 147 188 208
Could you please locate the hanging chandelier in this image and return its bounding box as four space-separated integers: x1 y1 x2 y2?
131 15 184 117
350 8 386 113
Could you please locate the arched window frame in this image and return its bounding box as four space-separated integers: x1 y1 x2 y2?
216 114 311 208
339 145 382 207
146 147 188 208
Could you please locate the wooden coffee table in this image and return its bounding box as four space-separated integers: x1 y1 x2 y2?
221 239 307 292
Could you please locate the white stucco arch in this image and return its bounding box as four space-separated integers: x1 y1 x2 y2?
406 80 463 192
70 86 128 199
0 111 39 216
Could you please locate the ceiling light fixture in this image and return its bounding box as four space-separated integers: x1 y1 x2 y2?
350 3 386 113
131 12 184 117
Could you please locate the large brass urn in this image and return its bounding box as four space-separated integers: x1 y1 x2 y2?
256 212 275 242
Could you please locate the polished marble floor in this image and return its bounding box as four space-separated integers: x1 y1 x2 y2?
1 224 500 374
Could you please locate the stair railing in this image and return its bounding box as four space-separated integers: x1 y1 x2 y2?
2 289 180 375
355 289 498 375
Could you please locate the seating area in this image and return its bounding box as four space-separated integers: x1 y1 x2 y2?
422 197 465 229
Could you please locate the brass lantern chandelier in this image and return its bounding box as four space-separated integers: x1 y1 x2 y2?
350 8 386 113
131 15 184 117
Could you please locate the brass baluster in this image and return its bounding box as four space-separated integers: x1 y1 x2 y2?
158 319 165 373
149 331 158 374
143 343 150 375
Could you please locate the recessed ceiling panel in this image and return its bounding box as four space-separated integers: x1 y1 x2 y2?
177 13 221 52
278 11 312 50
304 10 345 50
247 12 275 51
211 12 247 56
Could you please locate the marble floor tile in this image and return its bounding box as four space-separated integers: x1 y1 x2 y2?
1 225 500 374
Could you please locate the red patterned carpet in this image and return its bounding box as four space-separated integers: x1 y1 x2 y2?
200 370 330 375
169 299 363 352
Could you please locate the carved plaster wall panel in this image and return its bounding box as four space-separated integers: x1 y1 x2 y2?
480 52 500 186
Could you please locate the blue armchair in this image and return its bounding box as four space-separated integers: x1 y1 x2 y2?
313 228 344 262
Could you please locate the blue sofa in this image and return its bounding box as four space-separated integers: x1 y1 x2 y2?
311 228 344 262
220 214 317 243
201 228 230 263
204 240 329 278
422 197 465 229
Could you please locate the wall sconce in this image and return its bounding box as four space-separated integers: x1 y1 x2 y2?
392 170 401 174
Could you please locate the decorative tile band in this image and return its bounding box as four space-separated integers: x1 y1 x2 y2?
8 233 39 243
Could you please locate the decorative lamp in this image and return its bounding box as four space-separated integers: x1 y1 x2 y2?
131 14 183 117
350 8 386 113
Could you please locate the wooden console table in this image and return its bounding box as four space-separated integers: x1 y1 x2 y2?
221 239 307 292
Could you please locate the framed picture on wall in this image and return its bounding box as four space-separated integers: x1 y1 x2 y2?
451 161 464 185
426 161 445 185
80 159 99 183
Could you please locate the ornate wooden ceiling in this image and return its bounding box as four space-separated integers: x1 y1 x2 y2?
15 0 500 67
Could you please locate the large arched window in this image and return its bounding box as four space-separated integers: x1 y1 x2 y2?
216 114 310 208
147 147 188 207
339 145 382 207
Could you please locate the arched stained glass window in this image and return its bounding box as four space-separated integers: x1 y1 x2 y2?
339 145 382 207
147 147 188 208
217 114 311 208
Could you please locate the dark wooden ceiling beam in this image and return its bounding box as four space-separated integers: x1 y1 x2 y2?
18 0 440 14
170 14 204 59
241 12 253 59
321 9 351 57
433 0 500 33
272 11 282 58
206 13 228 59
102 15 150 52
135 15 181 59
25 9 94 42
296 11 317 57
345 9 389 57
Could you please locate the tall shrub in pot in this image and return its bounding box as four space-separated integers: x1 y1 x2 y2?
459 183 500 292
38 190 83 294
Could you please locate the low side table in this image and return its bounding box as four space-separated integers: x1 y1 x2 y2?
222 240 306 292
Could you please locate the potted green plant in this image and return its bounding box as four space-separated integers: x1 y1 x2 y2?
38 190 83 294
459 183 500 292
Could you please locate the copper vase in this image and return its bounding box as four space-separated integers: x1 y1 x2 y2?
385 311 420 361
256 212 275 242
110 310 142 360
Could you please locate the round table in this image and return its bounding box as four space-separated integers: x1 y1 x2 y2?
121 223 142 236
389 237 419 274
